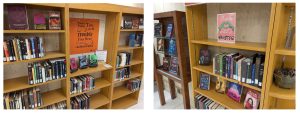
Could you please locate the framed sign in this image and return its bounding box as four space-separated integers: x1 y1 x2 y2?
70 18 99 54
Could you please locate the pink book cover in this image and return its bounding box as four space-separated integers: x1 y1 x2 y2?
217 13 236 43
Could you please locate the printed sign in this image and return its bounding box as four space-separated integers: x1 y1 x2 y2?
217 13 236 43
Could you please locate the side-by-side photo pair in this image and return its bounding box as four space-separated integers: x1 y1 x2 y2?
2 2 296 110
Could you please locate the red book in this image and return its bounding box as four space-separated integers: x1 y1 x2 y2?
3 41 10 62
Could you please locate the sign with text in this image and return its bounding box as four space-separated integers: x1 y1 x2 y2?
70 18 99 54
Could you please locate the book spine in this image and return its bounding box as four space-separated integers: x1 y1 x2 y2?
35 37 39 58
251 64 256 85
258 63 264 87
28 63 33 85
246 60 252 84
255 57 261 86
25 39 31 59
12 38 19 61
3 41 10 62
9 40 16 61
241 60 246 83
30 38 35 58
16 39 22 60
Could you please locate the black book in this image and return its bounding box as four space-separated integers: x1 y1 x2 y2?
258 63 264 87
123 16 132 29
222 55 226 77
34 37 39 58
9 39 16 61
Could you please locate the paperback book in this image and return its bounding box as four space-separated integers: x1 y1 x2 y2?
132 17 139 29
244 90 261 109
169 57 179 74
217 13 236 43
199 73 210 90
227 82 243 102
49 11 61 30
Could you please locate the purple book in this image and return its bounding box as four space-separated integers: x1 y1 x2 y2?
7 4 29 30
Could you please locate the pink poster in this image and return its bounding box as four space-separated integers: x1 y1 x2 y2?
217 13 236 43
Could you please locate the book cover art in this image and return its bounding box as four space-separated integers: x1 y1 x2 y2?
7 4 29 30
162 56 170 71
34 13 46 30
199 73 210 90
227 82 243 102
168 38 176 56
165 23 174 38
135 34 143 47
139 18 144 29
128 33 136 47
217 13 236 43
49 11 61 30
169 57 179 75
157 38 164 52
123 17 132 29
154 23 162 37
132 17 139 29
244 90 260 109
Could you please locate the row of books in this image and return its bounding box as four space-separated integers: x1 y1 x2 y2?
3 36 45 62
41 101 67 109
71 93 90 109
116 52 131 67
122 16 143 29
154 23 174 38
195 94 225 109
70 54 99 73
162 56 179 75
28 58 66 85
128 33 144 47
70 75 95 94
6 4 61 30
114 67 131 81
213 53 265 87
156 38 177 56
3 87 42 109
126 79 141 92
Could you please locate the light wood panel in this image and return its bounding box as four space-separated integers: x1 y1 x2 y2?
111 95 137 109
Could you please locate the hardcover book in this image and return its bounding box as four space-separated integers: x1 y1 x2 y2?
154 23 162 37
135 34 143 47
33 13 46 30
227 82 243 102
169 57 179 74
49 11 61 30
168 38 176 56
165 23 174 38
123 16 132 29
244 90 260 109
132 17 139 29
217 13 236 43
199 73 210 90
7 4 29 30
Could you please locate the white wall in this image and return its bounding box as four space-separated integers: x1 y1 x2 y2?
154 2 185 13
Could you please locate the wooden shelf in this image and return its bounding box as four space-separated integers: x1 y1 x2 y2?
113 72 142 84
156 68 181 83
4 51 66 65
37 88 66 109
193 65 262 91
70 63 113 77
275 48 295 56
269 84 295 100
191 39 266 52
4 76 66 93
118 46 143 51
120 29 143 32
70 78 111 97
4 30 65 34
194 86 244 109
111 95 137 109
116 60 143 69
112 86 137 100
90 93 110 109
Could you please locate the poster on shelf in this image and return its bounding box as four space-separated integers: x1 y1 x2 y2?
70 18 99 54
217 13 236 43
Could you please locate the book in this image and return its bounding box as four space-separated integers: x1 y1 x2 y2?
71 93 90 109
48 11 61 30
194 94 225 109
126 78 141 91
169 57 179 74
165 23 174 38
123 16 132 29
154 23 162 37
116 52 131 67
162 56 170 71
168 38 176 56
139 18 144 29
128 33 136 47
114 67 130 81
132 17 139 29
79 55 88 69
157 38 164 52
199 73 210 90
70 75 95 94
95 50 107 63
258 63 264 87
217 13 236 43
227 82 243 102
33 13 46 30
7 4 29 30
135 34 144 47
244 90 261 109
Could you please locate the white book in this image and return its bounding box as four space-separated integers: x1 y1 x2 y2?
120 53 127 66
238 57 245 82
42 67 46 83
39 37 44 57
25 39 31 59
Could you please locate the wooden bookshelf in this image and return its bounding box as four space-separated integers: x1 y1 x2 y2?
116 60 144 69
3 3 143 109
263 3 296 109
118 46 144 51
113 72 142 84
186 3 277 109
154 11 191 109
112 86 138 100
111 95 137 109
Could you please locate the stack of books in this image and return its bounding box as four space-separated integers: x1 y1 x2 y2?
213 53 265 87
126 79 141 92
4 87 43 109
28 58 66 85
70 75 95 94
114 67 131 81
70 93 90 109
3 36 45 62
195 94 225 109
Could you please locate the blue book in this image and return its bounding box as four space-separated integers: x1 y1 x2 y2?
199 73 210 90
128 33 136 47
165 23 173 38
30 37 35 58
251 64 256 85
168 38 176 56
